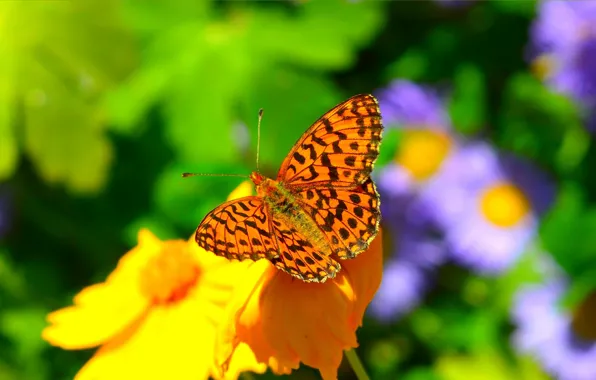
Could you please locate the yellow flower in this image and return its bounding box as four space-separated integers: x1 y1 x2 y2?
212 182 384 380
42 215 266 378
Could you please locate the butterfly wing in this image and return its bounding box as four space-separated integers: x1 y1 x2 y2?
195 196 279 261
276 93 383 260
196 195 340 282
277 94 382 189
295 178 381 259
269 217 341 283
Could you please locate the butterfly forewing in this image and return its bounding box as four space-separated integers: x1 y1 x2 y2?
277 94 382 189
195 197 278 261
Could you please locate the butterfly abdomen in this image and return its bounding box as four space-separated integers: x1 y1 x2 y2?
258 178 331 256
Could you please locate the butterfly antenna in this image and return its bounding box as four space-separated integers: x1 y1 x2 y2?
183 108 263 180
181 173 249 178
256 108 263 173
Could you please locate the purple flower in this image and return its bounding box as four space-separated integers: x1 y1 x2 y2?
377 80 451 129
368 222 446 322
376 80 459 190
369 80 455 321
512 280 596 380
369 259 428 321
370 163 448 322
417 141 555 274
530 1 596 123
372 162 448 322
375 79 461 227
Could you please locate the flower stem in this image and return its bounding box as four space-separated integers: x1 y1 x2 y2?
345 348 371 380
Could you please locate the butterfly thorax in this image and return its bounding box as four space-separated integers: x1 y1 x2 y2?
250 171 332 256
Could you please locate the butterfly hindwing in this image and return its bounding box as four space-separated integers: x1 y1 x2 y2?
295 178 381 259
269 217 341 283
277 94 383 189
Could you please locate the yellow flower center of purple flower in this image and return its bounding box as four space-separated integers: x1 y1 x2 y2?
396 129 452 181
572 291 596 342
531 54 555 81
139 245 200 304
479 183 530 227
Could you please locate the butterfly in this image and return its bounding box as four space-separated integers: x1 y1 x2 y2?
194 94 383 283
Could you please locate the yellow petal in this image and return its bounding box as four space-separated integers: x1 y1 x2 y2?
42 229 163 349
215 343 267 380
227 180 254 201
43 282 149 350
75 297 214 380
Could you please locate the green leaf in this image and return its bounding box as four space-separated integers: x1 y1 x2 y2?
367 339 403 375
402 368 441 380
436 350 549 380
540 184 596 277
561 270 596 310
1 308 50 380
258 0 385 70
0 1 136 193
154 163 247 228
24 106 114 193
241 69 342 169
376 128 400 168
448 64 486 134
490 0 537 15
108 0 384 149
0 250 26 303
493 247 553 312
124 215 179 246
385 48 429 82
499 73 583 171
436 352 509 380
0 65 18 179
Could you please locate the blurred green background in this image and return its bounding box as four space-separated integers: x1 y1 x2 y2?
1 0 595 379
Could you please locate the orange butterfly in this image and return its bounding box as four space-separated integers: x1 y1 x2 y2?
194 94 383 283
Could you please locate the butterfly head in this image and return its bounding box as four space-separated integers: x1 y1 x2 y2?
249 171 264 186
250 171 278 199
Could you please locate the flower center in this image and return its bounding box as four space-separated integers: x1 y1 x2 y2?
531 54 555 81
479 183 530 227
572 291 596 342
395 129 452 181
139 244 200 304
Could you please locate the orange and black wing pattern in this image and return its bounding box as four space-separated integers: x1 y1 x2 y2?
269 217 341 283
195 197 278 261
277 94 383 189
295 178 380 259
195 195 341 282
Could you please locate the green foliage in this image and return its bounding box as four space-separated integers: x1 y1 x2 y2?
0 1 136 193
541 185 596 283
435 350 548 380
448 64 486 135
3 0 596 379
498 73 586 172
